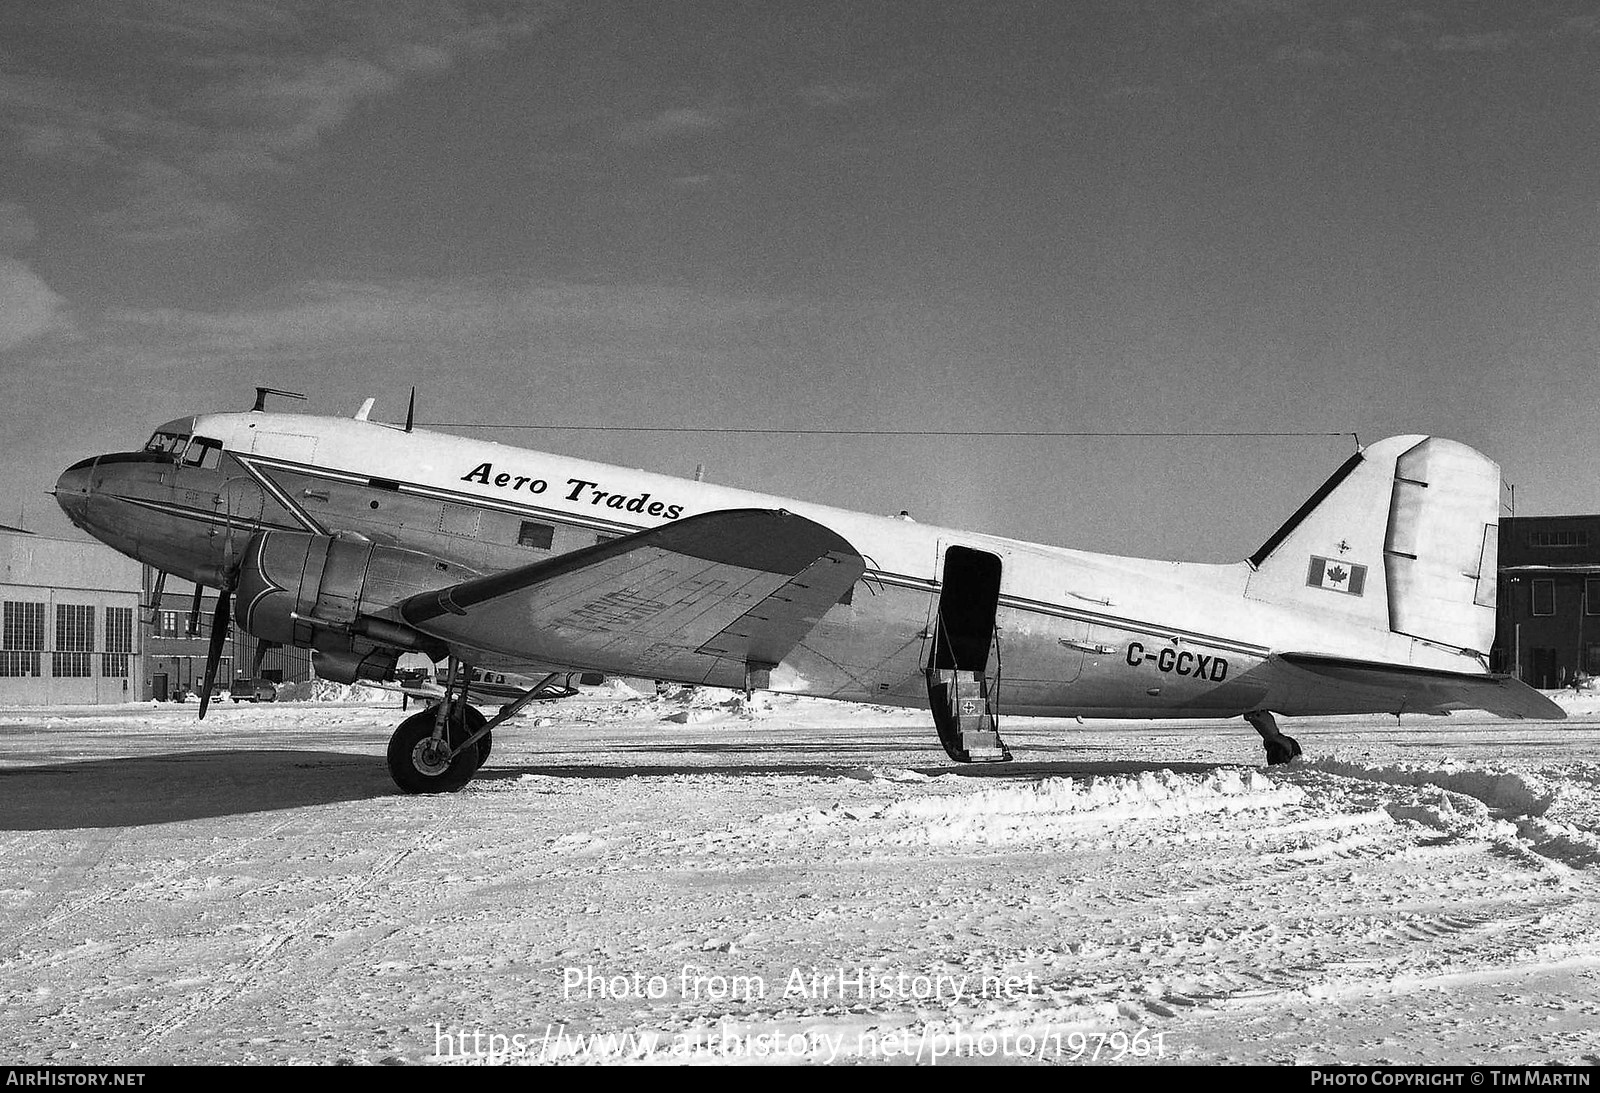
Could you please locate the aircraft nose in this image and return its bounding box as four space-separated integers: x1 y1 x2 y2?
54 457 96 528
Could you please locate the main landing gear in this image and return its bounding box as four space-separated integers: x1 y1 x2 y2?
387 704 487 793
1244 709 1301 766
385 663 569 794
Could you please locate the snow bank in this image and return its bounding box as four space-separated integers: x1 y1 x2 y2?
1309 755 1600 869
271 679 395 703
1308 757 1555 817
883 769 1294 819
760 769 1304 847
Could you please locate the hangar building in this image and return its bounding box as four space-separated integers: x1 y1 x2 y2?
141 571 312 701
1 525 143 705
1495 515 1600 688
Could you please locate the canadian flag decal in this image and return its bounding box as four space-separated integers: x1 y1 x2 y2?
1307 555 1367 596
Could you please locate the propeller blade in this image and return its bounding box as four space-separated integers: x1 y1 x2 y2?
144 569 167 626
187 584 204 636
198 590 231 720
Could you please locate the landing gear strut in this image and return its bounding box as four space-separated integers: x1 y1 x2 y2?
1244 709 1301 765
384 664 572 793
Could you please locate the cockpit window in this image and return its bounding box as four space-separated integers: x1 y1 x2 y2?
182 436 224 470
143 431 189 456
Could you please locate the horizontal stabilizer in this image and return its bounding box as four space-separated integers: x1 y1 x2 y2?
1275 652 1567 720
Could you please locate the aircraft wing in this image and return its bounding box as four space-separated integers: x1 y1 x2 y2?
398 509 864 687
1274 652 1567 719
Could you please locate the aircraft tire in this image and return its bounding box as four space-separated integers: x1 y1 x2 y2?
387 707 482 794
1264 733 1302 765
453 705 491 766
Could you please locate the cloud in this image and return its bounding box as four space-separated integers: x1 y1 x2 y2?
0 259 72 351
797 83 878 108
119 276 777 341
64 275 784 380
94 159 249 241
613 108 723 146
2 1 542 239
0 203 38 249
1431 31 1519 53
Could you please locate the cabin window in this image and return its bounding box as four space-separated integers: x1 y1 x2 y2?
518 521 554 550
1531 580 1555 617
1 601 45 677
181 436 224 470
143 431 189 456
596 534 616 545
53 604 94 678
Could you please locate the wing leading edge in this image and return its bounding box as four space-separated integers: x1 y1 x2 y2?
1274 652 1567 719
400 509 865 688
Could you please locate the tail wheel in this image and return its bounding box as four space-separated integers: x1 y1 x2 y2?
387 706 483 794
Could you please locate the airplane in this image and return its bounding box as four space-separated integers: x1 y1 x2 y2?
53 388 1563 793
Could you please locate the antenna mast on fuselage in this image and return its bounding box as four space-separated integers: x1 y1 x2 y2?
252 387 308 412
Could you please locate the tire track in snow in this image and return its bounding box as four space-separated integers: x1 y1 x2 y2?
695 766 1596 1032
0 816 301 961
134 839 422 1056
0 829 125 958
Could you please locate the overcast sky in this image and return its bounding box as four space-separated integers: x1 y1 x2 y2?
2 1 1596 560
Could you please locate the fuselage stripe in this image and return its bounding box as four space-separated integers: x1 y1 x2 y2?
229 453 1272 660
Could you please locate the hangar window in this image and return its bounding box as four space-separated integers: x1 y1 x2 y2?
1587 579 1600 616
1527 529 1589 548
53 604 94 677
518 521 554 550
1 601 45 677
103 606 133 677
1531 580 1555 617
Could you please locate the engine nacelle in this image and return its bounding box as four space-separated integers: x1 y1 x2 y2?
236 531 456 670
311 648 400 685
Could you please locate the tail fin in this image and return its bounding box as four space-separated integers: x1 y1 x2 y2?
1245 436 1499 655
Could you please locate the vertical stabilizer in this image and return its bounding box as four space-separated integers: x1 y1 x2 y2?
1246 436 1500 655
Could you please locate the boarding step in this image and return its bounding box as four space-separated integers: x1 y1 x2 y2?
925 669 1011 763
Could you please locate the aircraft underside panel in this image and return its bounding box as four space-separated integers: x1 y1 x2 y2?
1261 653 1564 719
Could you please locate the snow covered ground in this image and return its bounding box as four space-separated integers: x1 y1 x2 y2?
1 688 1597 1066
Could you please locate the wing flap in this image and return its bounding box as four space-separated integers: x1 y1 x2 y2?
1275 652 1567 719
697 549 863 665
401 509 863 685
